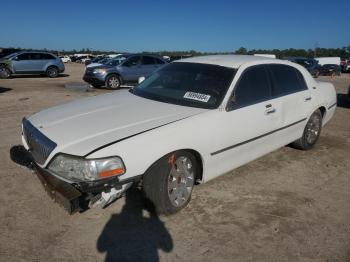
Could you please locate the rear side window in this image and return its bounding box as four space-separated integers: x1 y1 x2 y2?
295 69 308 91
31 53 42 60
155 58 165 64
233 65 271 107
269 64 307 97
142 56 156 65
41 53 55 60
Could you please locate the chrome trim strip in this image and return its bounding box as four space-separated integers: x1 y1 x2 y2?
327 102 337 110
210 118 307 156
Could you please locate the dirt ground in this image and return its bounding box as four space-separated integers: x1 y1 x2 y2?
0 63 349 262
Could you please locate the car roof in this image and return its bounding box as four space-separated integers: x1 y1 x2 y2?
176 55 283 69
14 50 55 55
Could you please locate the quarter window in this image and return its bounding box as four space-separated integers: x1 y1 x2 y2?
269 64 307 96
233 65 271 107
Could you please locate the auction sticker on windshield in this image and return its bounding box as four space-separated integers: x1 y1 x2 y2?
183 92 211 102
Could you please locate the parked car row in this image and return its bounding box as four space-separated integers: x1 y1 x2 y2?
284 57 346 77
83 54 167 88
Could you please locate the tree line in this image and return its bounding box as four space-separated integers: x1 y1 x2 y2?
2 46 350 59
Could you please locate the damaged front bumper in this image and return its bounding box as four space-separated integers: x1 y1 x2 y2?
10 145 141 214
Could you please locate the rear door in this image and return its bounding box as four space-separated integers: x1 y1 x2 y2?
29 53 45 71
267 64 313 142
39 53 56 71
141 56 164 76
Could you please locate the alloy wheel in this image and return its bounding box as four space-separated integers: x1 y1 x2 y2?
167 156 195 207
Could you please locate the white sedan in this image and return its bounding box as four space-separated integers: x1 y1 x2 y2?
60 56 71 63
19 55 336 214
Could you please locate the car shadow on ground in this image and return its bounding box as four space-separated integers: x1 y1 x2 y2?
0 87 12 93
337 93 350 109
8 74 70 79
97 187 173 262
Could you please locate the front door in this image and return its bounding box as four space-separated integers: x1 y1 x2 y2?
120 55 143 82
206 64 283 181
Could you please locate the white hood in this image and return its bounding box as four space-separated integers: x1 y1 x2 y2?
27 90 206 157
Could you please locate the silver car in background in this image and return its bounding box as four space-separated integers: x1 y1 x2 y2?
0 51 65 79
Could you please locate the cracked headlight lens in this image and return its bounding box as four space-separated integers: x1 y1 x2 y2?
48 154 125 181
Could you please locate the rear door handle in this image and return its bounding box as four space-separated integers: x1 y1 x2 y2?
304 96 312 102
265 108 276 115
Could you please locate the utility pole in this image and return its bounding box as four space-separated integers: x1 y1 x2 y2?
314 41 319 57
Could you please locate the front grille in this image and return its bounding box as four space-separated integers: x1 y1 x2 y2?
22 118 57 165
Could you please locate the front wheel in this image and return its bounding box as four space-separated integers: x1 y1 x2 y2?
291 109 322 150
105 74 121 89
143 151 198 215
0 67 11 79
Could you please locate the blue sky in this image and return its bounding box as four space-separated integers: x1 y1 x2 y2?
0 0 349 52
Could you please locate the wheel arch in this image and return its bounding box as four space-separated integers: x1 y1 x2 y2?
318 106 326 119
143 148 204 184
106 72 123 82
46 64 59 71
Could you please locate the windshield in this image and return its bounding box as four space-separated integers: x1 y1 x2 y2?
106 56 127 66
132 62 236 109
2 52 21 59
295 59 316 67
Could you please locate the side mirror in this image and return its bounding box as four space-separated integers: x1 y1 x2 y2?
138 76 146 84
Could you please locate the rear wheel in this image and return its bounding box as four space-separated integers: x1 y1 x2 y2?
46 66 59 78
0 67 11 79
291 109 322 150
143 151 198 215
106 74 121 89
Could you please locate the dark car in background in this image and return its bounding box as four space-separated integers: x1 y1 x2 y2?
319 64 341 76
83 54 167 89
0 51 65 79
284 57 321 78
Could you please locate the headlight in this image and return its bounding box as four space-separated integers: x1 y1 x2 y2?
93 68 107 74
48 154 126 181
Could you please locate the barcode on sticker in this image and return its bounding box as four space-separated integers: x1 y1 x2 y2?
183 92 211 102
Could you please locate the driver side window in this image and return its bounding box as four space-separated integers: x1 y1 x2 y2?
229 65 271 109
123 56 141 67
16 53 31 61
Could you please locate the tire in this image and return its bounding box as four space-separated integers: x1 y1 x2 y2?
46 66 59 78
291 109 322 150
143 151 198 215
0 67 11 79
105 74 121 89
